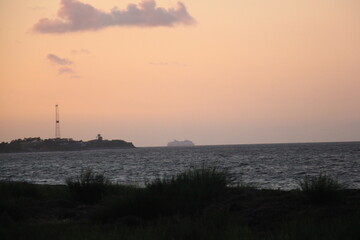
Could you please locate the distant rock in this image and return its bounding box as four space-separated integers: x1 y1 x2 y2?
167 140 195 147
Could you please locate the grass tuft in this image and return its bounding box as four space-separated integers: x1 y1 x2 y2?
298 174 343 203
66 168 111 203
147 168 229 214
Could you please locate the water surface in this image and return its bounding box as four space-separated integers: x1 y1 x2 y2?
0 142 359 189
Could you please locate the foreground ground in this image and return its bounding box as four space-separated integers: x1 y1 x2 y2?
1 170 359 240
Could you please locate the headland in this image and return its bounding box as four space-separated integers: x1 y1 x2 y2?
0 135 135 153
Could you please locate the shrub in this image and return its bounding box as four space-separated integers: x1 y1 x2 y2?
148 168 228 194
298 174 343 203
66 169 111 203
146 168 230 215
93 168 231 223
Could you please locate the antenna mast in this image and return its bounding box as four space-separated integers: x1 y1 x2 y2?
55 104 61 139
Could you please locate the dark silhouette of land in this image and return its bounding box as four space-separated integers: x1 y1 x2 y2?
0 136 135 153
0 169 359 239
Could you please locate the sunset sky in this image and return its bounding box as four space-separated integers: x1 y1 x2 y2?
1 0 359 146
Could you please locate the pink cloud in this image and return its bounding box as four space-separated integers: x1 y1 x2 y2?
58 67 75 75
33 0 195 34
47 54 73 65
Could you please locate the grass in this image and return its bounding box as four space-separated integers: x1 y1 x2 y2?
1 169 359 240
146 168 229 214
298 174 343 203
66 168 111 203
93 168 230 223
0 181 70 223
274 214 360 240
0 216 253 240
0 181 40 199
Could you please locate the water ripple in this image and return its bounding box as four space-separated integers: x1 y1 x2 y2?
0 142 359 189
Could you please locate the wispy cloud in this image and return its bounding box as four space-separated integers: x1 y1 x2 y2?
149 61 187 67
47 54 73 65
47 54 80 78
33 0 195 34
71 48 90 55
31 6 47 11
58 67 75 75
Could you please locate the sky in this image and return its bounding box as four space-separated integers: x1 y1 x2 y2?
0 0 359 147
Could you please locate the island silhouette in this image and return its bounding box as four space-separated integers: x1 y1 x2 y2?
0 134 135 153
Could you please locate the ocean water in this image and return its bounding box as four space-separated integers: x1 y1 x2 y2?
0 142 359 190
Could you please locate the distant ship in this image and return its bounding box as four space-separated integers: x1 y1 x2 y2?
167 140 195 147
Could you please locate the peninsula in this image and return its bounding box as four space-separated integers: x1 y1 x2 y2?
0 135 135 153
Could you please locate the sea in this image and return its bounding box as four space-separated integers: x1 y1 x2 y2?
0 142 359 190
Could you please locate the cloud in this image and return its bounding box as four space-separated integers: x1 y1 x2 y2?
150 61 187 67
47 54 79 77
71 48 90 54
47 54 73 65
33 0 195 34
31 6 47 11
58 67 75 75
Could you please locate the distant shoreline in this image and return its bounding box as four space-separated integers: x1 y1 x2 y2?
0 137 135 154
1 139 359 153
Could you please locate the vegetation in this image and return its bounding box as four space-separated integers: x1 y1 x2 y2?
298 174 343 203
66 168 111 203
146 168 229 213
1 169 359 240
0 137 135 153
93 168 230 223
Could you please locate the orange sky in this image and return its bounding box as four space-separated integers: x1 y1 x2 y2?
1 0 359 146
